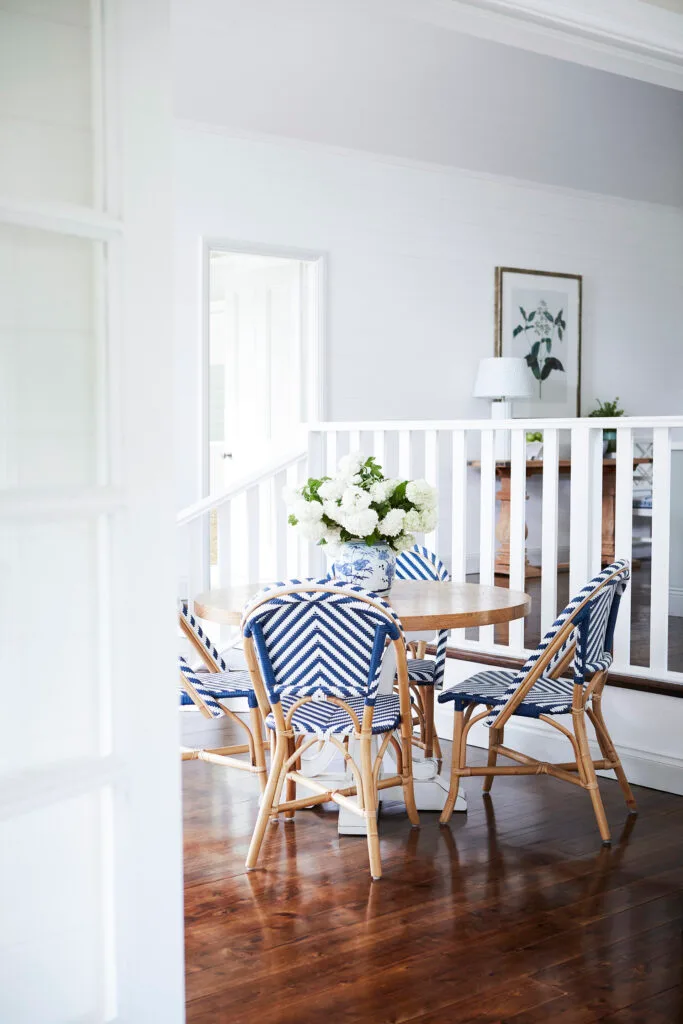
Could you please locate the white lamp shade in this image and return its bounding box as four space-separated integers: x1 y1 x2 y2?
473 357 532 399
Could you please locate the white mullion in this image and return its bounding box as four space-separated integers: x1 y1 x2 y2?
650 427 671 673
613 427 634 666
508 429 526 651
479 429 496 647
540 428 559 633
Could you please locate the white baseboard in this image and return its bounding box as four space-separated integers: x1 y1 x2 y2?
434 702 683 796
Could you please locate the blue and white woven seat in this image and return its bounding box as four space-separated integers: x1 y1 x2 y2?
178 659 258 711
265 692 402 738
241 578 419 880
395 544 450 688
438 560 637 845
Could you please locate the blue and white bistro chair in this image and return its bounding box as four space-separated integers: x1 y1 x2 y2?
438 560 636 844
395 545 450 765
241 579 419 881
179 605 267 792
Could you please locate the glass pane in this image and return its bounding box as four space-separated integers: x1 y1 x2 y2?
0 224 100 489
0 791 106 1023
0 518 102 776
0 1 93 206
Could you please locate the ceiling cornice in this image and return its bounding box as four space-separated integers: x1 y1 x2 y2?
373 0 683 90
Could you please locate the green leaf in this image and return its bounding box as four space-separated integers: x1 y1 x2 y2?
287 513 298 526
512 325 523 337
527 310 536 322
530 340 541 358
525 353 541 379
558 327 563 341
519 306 528 320
554 309 564 325
544 311 554 322
540 356 564 380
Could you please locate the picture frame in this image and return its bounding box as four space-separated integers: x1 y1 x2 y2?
495 267 582 417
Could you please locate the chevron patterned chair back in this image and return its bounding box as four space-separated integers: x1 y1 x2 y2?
240 579 419 880
438 560 636 845
178 605 267 791
395 544 450 765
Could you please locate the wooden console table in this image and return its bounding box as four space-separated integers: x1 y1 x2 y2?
470 459 652 577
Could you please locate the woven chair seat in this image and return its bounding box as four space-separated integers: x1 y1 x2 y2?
265 692 402 738
179 669 258 710
406 658 437 685
438 668 583 718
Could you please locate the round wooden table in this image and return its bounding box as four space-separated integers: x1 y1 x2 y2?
194 579 531 633
193 579 531 833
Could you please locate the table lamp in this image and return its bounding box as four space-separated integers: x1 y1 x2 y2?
473 356 532 458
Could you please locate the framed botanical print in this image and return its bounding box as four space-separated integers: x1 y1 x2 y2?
495 267 582 417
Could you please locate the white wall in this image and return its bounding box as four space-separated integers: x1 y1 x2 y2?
174 123 683 505
172 0 683 207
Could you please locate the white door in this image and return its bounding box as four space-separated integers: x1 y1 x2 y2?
208 250 323 494
0 3 184 1022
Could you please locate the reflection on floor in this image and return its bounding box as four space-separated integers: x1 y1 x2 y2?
182 715 683 1024
465 559 683 674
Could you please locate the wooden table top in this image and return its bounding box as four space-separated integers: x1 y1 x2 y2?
194 579 531 632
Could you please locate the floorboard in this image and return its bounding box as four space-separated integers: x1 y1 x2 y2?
182 717 683 1024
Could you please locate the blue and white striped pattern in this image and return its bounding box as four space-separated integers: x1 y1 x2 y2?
180 601 228 671
438 667 578 718
241 579 403 709
438 560 630 724
396 544 450 688
395 545 450 583
265 692 402 739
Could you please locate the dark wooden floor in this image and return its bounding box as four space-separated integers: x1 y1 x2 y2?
183 717 683 1024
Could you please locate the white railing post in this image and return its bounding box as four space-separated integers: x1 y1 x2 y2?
508 427 526 650
479 428 496 646
613 426 634 665
569 425 592 597
217 500 232 589
273 469 288 580
540 427 559 634
650 427 671 674
307 429 326 578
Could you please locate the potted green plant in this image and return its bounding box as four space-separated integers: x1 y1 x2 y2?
525 430 543 460
588 397 624 456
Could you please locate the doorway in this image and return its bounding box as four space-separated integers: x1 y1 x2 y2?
206 246 325 496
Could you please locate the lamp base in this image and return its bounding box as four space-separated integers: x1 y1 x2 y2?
490 399 512 460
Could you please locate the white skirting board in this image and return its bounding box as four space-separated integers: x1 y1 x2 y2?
434 660 683 797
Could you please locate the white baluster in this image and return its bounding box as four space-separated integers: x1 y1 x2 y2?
434 431 452 568
540 427 559 633
589 428 604 577
508 428 526 651
398 430 410 479
217 500 232 589
613 426 634 666
569 425 592 597
650 427 671 673
246 485 260 583
373 430 386 470
479 428 496 646
326 431 337 475
451 429 468 645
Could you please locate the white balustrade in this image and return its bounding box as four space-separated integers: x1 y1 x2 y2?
178 417 683 688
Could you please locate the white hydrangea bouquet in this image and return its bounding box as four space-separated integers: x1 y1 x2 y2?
285 452 437 591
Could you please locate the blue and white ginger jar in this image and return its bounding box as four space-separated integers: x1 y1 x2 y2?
330 541 396 593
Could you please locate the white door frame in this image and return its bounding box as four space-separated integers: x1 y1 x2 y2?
200 239 327 498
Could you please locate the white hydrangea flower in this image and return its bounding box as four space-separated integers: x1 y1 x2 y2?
322 498 344 524
419 508 438 532
292 498 323 523
406 479 438 509
403 508 422 533
340 485 372 511
344 507 378 538
369 479 398 502
318 477 346 501
337 451 364 478
394 532 415 553
378 507 405 537
298 518 327 543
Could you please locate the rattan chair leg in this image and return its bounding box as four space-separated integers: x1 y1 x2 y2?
422 685 435 760
589 697 637 813
283 735 297 819
360 733 382 880
440 709 464 825
246 733 286 870
573 709 611 844
249 704 268 794
482 726 502 794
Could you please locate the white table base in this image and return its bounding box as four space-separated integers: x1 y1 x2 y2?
295 740 467 836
